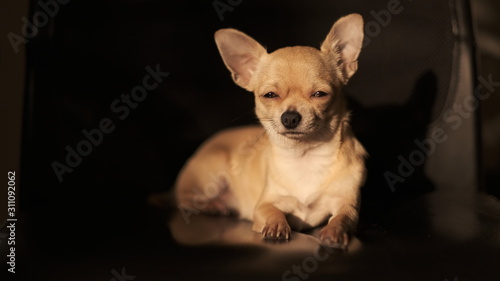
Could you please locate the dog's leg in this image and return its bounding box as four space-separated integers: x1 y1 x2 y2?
252 203 291 240
175 151 235 216
318 205 358 249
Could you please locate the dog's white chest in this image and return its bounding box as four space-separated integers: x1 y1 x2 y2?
278 161 324 201
271 149 335 212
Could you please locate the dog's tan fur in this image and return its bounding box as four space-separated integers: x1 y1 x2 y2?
175 14 367 248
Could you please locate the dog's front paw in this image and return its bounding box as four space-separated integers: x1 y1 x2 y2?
261 220 291 240
318 226 349 249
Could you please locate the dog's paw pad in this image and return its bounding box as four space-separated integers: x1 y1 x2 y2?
262 221 291 240
318 226 349 249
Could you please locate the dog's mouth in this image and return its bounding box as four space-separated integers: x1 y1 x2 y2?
280 131 308 139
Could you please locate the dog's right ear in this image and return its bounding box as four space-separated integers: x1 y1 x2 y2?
214 29 267 91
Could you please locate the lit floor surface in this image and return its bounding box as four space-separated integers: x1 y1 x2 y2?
6 191 500 281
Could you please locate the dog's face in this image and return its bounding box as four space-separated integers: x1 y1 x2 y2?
215 14 364 142
252 47 343 141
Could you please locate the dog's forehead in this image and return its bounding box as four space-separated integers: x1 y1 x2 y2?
269 46 324 66
262 46 332 81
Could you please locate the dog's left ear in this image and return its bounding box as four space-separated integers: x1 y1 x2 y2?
321 14 364 84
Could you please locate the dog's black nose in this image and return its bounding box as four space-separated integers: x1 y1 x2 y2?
281 111 302 129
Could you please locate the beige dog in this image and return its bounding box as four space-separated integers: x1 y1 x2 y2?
175 14 367 248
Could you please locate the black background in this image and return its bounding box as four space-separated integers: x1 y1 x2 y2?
7 0 500 280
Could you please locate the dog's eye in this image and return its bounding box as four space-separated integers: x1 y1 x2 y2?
312 91 328 98
263 92 279 98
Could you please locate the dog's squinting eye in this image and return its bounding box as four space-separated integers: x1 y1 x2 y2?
312 91 328 98
263 92 279 98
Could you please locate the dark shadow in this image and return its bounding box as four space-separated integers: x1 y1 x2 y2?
348 71 438 228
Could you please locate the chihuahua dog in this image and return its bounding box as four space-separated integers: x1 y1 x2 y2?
175 14 367 248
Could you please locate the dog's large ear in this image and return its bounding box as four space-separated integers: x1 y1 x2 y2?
215 29 267 91
321 14 364 84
